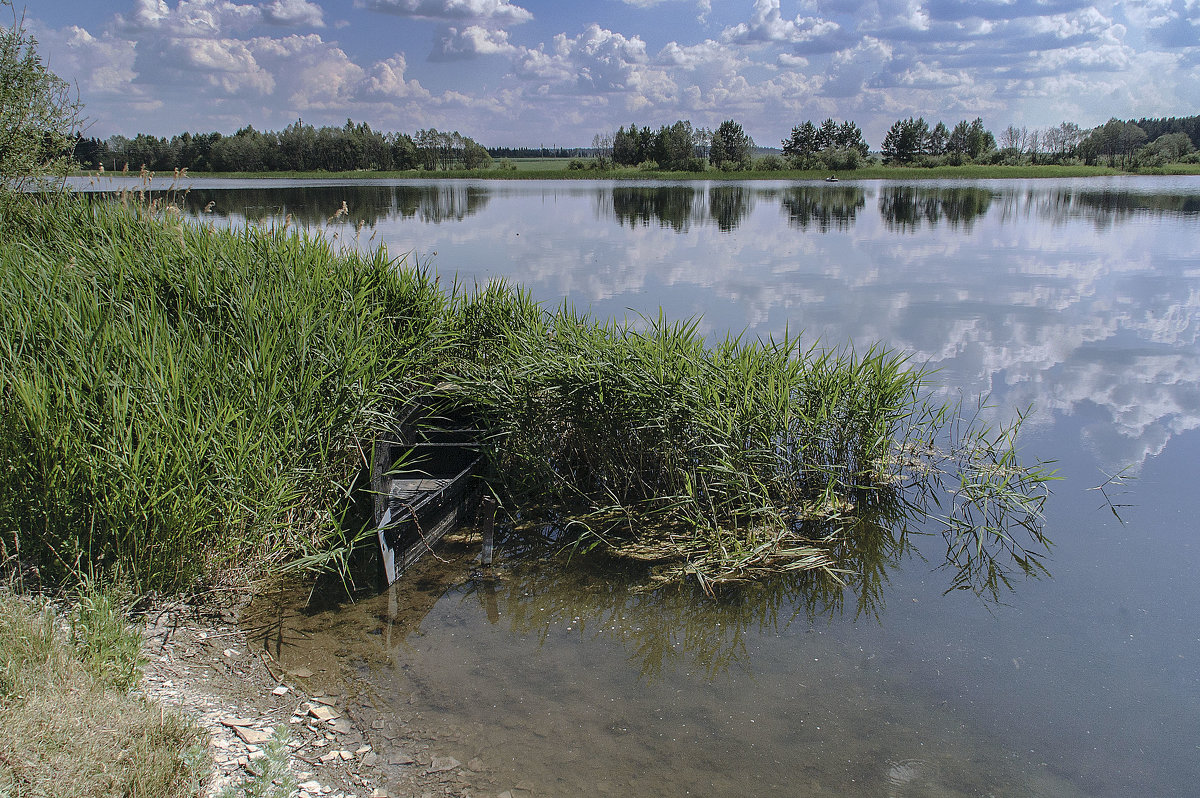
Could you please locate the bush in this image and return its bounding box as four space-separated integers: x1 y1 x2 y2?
818 147 865 171
755 154 786 171
637 159 661 171
567 158 588 170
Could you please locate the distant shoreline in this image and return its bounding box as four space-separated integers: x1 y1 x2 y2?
74 163 1200 183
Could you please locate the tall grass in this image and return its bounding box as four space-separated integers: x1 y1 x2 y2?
1 191 1053 593
446 292 1054 589
0 193 448 591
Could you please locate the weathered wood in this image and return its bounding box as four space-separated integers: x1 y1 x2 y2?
372 412 483 585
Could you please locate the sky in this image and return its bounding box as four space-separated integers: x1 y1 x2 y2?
26 0 1200 149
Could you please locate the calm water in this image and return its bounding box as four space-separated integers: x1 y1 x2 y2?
87 175 1200 795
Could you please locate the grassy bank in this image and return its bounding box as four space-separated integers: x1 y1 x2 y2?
0 588 207 797
85 162 1200 181
1 193 1053 593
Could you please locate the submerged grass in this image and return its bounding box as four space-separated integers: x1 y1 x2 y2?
1 191 1053 593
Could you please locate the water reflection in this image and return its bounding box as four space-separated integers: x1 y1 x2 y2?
181 183 491 227
775 185 866 231
607 186 702 232
878 186 993 231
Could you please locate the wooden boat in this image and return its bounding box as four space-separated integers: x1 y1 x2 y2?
371 410 484 585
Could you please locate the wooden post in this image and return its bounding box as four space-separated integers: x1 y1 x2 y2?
480 496 497 566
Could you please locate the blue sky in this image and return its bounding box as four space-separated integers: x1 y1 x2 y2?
28 0 1200 149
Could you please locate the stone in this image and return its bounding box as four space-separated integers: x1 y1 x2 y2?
290 666 315 678
220 717 254 728
429 756 460 773
387 750 415 766
361 752 379 767
271 685 290 696
299 780 323 791
328 718 354 734
230 725 274 746
371 789 391 798
309 705 340 722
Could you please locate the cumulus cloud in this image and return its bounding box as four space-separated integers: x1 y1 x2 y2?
262 0 325 27
432 25 520 60
721 0 840 46
356 0 532 25
824 37 894 97
356 54 432 99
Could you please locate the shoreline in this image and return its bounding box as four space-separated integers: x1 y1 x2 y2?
73 163 1200 183
139 583 500 798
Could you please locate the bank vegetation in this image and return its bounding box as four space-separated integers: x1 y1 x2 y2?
1 190 1055 595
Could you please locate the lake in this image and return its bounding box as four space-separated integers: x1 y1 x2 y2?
81 175 1200 796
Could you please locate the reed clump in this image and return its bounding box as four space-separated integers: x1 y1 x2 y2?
1 191 1052 593
445 290 1054 589
0 193 448 591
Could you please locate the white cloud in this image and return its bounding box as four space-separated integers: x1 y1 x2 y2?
262 0 325 27
721 0 839 45
824 37 894 97
355 54 433 99
356 0 533 24
432 25 520 60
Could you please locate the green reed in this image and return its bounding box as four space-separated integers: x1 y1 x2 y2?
441 288 1053 589
0 194 448 590
1 192 1053 593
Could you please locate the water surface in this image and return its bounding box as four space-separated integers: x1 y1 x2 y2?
81 175 1200 796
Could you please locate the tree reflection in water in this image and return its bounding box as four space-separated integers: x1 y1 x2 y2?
181 184 491 228
878 186 993 231
776 186 866 232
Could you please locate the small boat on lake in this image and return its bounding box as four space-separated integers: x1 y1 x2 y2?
371 405 484 585
825 175 839 182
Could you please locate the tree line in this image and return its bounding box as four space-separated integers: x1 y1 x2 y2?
73 119 491 173
70 112 1200 176
877 115 1199 168
591 119 756 171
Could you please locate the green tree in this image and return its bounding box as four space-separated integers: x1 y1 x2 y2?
836 120 870 157
0 0 83 202
927 122 949 156
709 119 753 170
654 120 699 171
782 121 820 167
881 117 929 164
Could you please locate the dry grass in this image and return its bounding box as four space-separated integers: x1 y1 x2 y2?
0 591 208 798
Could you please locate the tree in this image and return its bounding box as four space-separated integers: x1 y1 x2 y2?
836 120 870 157
654 120 699 171
782 121 820 167
709 119 753 170
0 0 83 201
817 118 838 151
927 122 949 156
881 117 929 164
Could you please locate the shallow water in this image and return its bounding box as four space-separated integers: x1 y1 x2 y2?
84 174 1200 796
